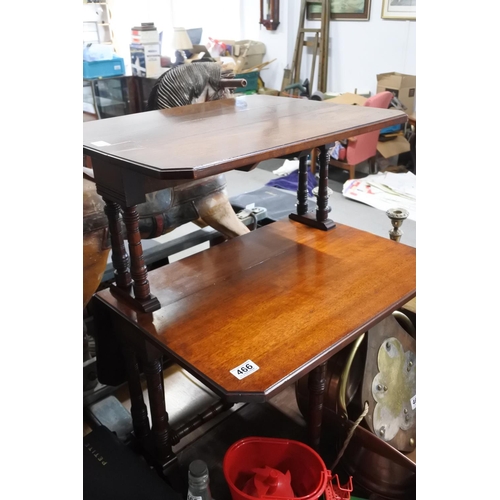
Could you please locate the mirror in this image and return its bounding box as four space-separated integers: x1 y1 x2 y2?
260 0 280 31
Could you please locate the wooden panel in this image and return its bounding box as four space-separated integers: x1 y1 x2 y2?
96 219 416 402
83 95 407 180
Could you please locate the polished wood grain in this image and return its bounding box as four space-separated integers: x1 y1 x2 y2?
85 93 408 312
83 95 407 181
95 218 416 403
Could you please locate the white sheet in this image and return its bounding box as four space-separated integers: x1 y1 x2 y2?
342 171 416 221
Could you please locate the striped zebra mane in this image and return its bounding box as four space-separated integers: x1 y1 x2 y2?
147 62 233 111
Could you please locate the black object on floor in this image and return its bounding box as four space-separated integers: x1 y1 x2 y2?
83 425 182 500
230 186 298 223
84 395 133 443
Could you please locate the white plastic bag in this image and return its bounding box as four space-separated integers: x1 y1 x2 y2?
83 43 115 62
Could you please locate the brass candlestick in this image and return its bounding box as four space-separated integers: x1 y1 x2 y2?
386 208 409 242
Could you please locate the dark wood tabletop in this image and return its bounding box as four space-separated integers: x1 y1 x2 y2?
95 218 416 403
83 94 408 180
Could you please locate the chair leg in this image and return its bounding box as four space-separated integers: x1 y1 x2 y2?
310 148 318 175
348 164 356 179
328 158 356 179
368 157 377 175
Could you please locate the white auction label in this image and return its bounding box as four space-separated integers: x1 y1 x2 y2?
230 360 259 380
410 394 416 410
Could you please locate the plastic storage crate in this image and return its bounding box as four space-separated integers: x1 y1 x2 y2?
235 70 258 94
83 56 125 79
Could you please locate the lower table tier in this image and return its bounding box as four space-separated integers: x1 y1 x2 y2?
95 219 416 403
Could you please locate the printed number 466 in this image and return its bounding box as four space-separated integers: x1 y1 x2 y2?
237 363 254 375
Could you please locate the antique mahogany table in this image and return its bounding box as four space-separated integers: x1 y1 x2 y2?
84 94 413 470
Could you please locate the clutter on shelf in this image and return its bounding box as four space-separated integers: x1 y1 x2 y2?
83 43 125 79
207 39 266 71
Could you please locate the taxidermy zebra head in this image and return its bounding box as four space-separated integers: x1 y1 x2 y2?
147 62 233 110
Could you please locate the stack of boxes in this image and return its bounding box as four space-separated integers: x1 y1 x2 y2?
130 23 163 79
218 39 266 72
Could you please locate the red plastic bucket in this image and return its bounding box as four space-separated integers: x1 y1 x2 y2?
223 437 347 500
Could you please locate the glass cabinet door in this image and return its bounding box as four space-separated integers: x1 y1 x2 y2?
83 77 129 119
83 76 159 119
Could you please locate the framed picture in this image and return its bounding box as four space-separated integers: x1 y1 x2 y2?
381 0 416 21
307 1 371 21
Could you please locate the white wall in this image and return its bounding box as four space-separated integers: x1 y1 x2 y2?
240 0 416 95
322 0 416 95
105 0 415 95
171 0 241 41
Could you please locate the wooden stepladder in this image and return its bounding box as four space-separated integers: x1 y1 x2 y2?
290 0 330 94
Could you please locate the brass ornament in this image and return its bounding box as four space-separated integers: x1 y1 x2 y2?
386 207 409 242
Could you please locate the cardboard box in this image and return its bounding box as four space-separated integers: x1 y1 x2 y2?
130 43 163 78
131 23 159 44
376 72 416 114
325 93 411 158
218 39 266 71
377 134 411 158
327 92 368 106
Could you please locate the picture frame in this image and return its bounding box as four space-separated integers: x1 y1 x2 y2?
306 0 371 21
381 0 416 21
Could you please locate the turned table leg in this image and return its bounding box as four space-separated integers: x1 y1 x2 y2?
315 145 334 226
122 347 151 441
143 356 175 463
289 146 335 230
103 202 161 313
103 199 132 288
122 205 153 302
295 155 309 216
307 361 328 451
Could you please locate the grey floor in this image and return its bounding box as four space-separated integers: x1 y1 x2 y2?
144 158 415 265
230 159 416 247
